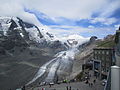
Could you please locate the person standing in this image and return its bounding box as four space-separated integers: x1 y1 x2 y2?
42 88 45 90
91 83 93 87
88 82 91 87
69 86 71 90
66 86 69 90
93 79 96 84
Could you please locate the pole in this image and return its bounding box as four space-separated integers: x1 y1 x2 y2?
111 66 120 90
99 61 102 80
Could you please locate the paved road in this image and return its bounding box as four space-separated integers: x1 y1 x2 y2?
27 70 104 90
28 80 104 90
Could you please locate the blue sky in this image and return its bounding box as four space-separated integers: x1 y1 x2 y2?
0 0 120 38
25 7 120 38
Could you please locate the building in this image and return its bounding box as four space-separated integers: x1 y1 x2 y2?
115 27 120 67
93 47 115 79
104 27 120 90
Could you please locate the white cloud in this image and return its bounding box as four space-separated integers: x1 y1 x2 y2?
88 25 95 29
48 25 92 36
91 17 117 25
0 0 119 20
99 0 120 18
114 24 120 30
46 25 116 38
0 0 118 38
0 0 42 27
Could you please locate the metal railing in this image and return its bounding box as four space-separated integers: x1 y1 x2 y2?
104 70 111 90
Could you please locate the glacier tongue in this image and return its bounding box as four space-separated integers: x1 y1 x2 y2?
45 59 60 82
27 44 82 85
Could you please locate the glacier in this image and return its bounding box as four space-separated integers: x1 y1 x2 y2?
27 38 89 85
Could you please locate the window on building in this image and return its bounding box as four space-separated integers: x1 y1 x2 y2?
102 56 104 61
95 51 97 54
106 51 109 55
102 51 104 54
95 56 97 59
98 51 100 54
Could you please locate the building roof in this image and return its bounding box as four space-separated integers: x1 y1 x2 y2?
93 47 114 50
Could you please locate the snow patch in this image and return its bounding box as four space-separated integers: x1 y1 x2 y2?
0 17 12 35
20 32 24 37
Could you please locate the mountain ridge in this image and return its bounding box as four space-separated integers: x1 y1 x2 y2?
0 16 90 90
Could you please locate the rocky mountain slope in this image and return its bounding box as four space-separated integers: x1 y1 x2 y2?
0 17 69 90
70 35 115 80
0 16 92 90
68 36 97 79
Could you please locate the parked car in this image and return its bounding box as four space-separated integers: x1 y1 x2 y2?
49 82 54 85
57 81 62 84
40 82 46 86
102 79 107 86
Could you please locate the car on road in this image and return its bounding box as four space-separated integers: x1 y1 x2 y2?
49 82 54 85
57 81 62 84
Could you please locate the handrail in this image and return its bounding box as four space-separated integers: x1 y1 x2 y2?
104 70 111 90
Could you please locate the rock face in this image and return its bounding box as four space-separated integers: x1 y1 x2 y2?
90 36 97 42
69 38 97 79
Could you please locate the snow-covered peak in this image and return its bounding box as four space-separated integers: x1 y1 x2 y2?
36 26 90 48
0 17 21 30
12 17 21 28
0 16 90 49
0 16 11 20
57 34 90 48
37 26 60 42
25 26 44 43
37 26 90 47
0 16 55 43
